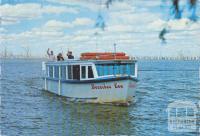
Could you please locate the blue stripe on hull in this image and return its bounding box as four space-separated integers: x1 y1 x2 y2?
44 76 138 84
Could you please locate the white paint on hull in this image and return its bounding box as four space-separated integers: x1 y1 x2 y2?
44 79 137 105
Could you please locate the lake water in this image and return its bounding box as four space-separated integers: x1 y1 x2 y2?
0 59 199 136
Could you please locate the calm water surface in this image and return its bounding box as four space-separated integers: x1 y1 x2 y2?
0 59 200 136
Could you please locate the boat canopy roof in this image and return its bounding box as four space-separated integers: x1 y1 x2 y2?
46 59 137 65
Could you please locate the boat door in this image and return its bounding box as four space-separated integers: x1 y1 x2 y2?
80 65 94 80
72 65 80 80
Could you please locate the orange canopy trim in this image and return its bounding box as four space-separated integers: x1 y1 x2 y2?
80 52 130 60
81 52 126 56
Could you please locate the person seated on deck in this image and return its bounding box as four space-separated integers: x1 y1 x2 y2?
57 53 64 61
47 48 55 60
67 51 74 59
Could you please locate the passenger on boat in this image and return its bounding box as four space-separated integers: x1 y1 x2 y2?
57 53 64 61
67 51 74 59
47 48 55 60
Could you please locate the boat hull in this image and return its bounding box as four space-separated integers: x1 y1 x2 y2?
43 78 137 105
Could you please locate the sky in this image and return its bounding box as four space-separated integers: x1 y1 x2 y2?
0 0 200 58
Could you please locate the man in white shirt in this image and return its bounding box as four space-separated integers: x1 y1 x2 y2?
47 48 55 60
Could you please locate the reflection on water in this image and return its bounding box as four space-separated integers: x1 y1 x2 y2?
41 91 136 135
0 59 199 136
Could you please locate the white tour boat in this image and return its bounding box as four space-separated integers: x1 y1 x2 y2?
42 52 138 105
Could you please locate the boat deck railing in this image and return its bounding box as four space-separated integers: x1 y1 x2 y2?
46 59 137 65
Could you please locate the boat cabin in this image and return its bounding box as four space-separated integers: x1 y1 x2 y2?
44 60 137 81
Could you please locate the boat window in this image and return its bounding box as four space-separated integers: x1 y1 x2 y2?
81 66 86 79
96 65 102 76
95 63 135 76
99 65 103 76
115 64 121 75
68 65 72 79
49 66 54 78
107 65 113 75
121 64 127 75
96 64 111 76
130 64 135 75
103 65 108 75
54 66 59 78
46 66 49 77
126 64 130 75
73 65 80 80
88 66 94 78
61 66 66 79
112 65 116 75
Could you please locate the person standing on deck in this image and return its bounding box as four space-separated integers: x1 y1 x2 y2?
47 48 55 60
67 51 74 59
57 53 64 61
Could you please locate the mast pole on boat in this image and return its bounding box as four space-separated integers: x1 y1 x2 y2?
95 32 98 52
114 43 116 60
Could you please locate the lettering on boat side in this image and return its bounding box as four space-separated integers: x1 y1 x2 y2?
114 83 123 88
91 84 111 89
91 83 123 90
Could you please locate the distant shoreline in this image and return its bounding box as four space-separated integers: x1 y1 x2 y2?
0 57 200 61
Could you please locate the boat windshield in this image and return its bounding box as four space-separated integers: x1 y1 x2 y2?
46 64 95 80
95 63 135 76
